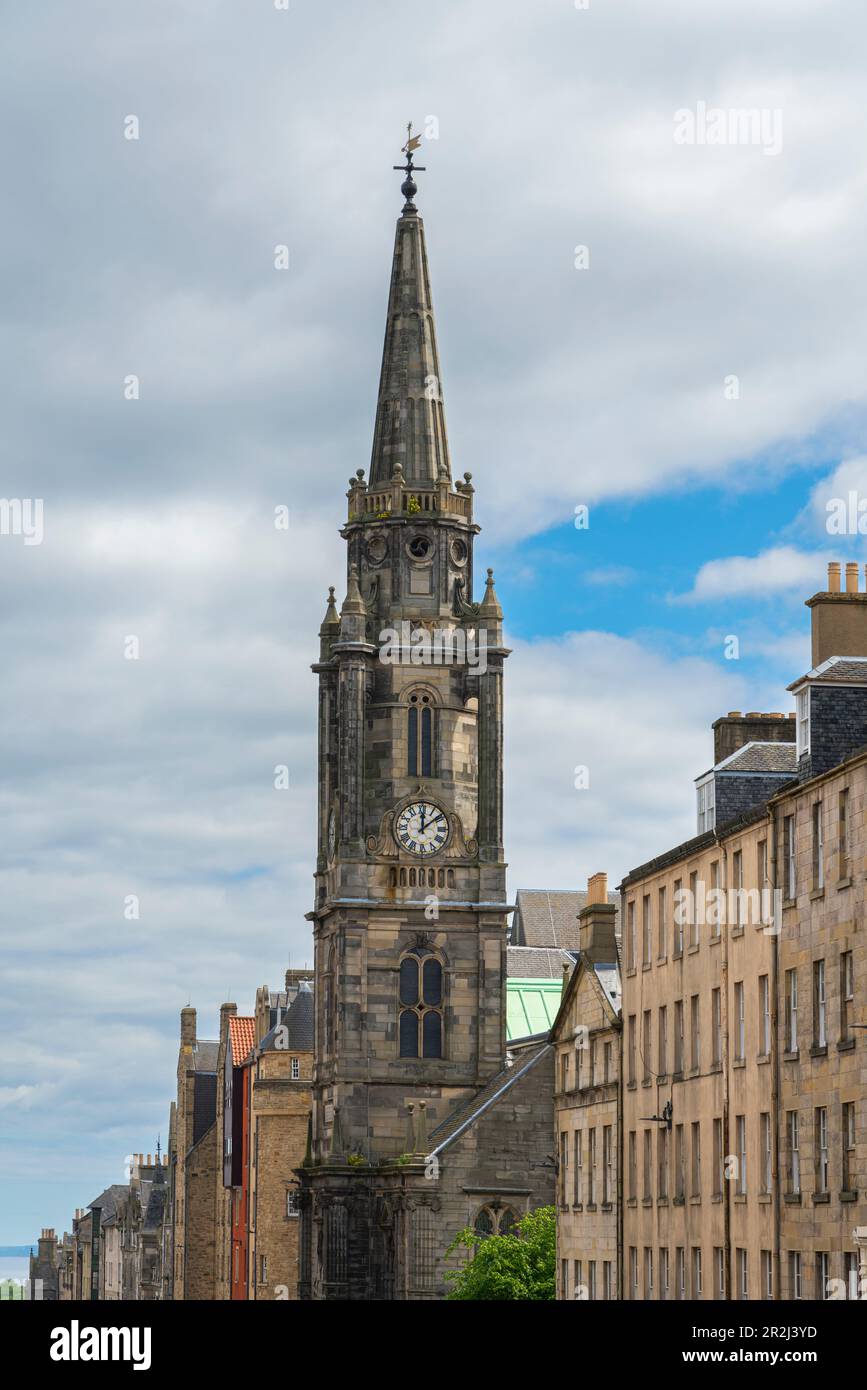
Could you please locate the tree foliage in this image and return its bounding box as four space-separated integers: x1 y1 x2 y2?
444 1205 556 1301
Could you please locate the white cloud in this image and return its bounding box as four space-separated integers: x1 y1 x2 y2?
678 546 827 603
505 629 751 892
804 457 867 540
5 0 867 1237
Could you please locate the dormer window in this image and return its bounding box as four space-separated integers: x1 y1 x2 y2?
796 688 810 757
696 775 715 834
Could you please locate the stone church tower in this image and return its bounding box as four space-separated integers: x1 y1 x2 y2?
298 148 553 1300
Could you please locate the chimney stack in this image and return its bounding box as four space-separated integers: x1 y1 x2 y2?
806 561 867 667
587 871 608 906
219 1002 237 1044
712 711 795 764
578 873 617 965
180 1007 196 1050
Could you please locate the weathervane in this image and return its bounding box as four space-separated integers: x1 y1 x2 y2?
394 121 425 213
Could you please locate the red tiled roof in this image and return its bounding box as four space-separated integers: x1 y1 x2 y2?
228 1016 256 1065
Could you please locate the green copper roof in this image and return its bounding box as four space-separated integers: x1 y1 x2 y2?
507 978 564 1041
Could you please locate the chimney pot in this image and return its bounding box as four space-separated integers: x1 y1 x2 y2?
586 871 608 905
828 561 841 593
727 710 742 718
846 561 859 594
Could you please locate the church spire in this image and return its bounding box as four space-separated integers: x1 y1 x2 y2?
368 128 452 488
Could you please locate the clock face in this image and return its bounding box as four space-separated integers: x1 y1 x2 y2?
396 801 449 857
327 809 336 861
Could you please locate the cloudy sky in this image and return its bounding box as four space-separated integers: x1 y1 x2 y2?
3 0 867 1241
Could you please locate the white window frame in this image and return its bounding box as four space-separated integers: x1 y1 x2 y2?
734 981 745 1061
696 775 715 834
759 974 770 1057
818 1251 830 1301
785 815 796 900
788 1110 800 1194
796 687 810 756
815 959 826 1048
813 802 824 891
787 969 798 1052
817 1107 829 1192
736 1115 747 1194
761 1111 772 1193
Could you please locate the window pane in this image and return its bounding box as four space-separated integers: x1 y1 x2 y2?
421 706 432 777
422 1009 442 1058
498 1208 517 1236
474 1209 494 1238
408 706 418 776
399 1008 419 1057
422 957 442 1005
399 958 419 1006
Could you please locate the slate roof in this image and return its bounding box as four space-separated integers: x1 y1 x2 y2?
428 1041 552 1154
715 741 798 774
228 1016 256 1066
507 945 576 979
192 1073 217 1146
87 1185 128 1223
260 979 314 1053
787 654 867 690
192 1041 218 1073
511 889 620 951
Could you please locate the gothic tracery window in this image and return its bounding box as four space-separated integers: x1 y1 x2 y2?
408 692 434 777
474 1205 518 1242
398 946 443 1058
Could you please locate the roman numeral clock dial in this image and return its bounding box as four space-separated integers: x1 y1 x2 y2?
395 801 449 856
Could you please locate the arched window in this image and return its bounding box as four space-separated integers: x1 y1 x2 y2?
498 1207 518 1236
474 1208 494 1241
474 1205 518 1242
323 945 337 1050
408 693 434 777
398 947 443 1058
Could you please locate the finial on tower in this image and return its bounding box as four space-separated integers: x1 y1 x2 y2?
321 585 339 628
393 121 426 214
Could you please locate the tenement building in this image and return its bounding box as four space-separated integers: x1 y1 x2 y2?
246 982 314 1300
297 146 554 1299
777 563 867 1299
619 562 866 1300
551 875 622 1300
169 1006 218 1299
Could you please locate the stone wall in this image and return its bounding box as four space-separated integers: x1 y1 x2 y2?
184 1123 218 1300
